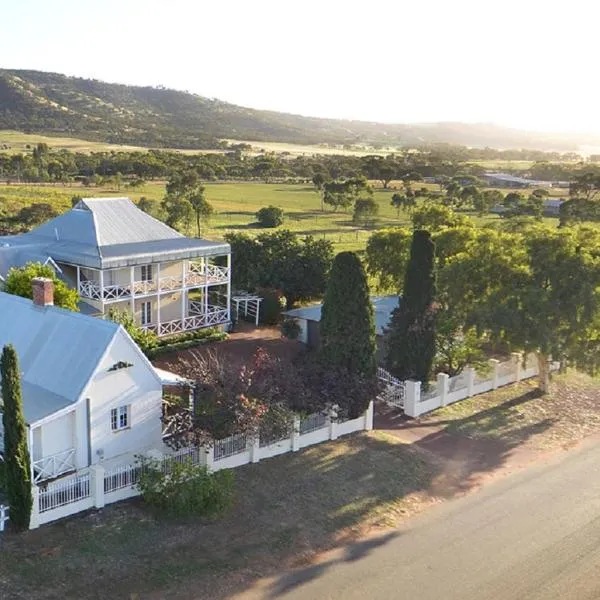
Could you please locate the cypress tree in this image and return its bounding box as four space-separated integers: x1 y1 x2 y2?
385 230 436 383
319 251 377 376
1 345 33 531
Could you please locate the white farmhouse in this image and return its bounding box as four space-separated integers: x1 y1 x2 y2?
0 278 164 484
0 197 231 336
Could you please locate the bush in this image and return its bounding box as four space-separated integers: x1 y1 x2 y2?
257 288 285 325
256 205 284 228
108 309 158 355
137 458 234 519
146 332 227 358
280 318 301 340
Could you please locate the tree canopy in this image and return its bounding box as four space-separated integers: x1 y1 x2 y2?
319 252 377 377
1 345 32 531
4 262 79 311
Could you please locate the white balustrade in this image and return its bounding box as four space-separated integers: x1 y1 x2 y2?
32 448 76 483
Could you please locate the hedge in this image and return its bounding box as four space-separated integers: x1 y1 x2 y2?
146 332 227 358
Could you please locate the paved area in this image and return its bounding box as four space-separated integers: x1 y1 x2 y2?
234 434 600 599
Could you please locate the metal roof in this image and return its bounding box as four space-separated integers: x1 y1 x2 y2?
482 173 550 186
0 197 229 270
0 292 119 424
284 295 400 336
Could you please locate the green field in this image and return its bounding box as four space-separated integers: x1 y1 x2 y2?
0 180 565 253
0 130 387 158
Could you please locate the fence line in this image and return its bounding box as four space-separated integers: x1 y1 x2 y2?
28 402 374 530
38 473 91 514
380 353 558 418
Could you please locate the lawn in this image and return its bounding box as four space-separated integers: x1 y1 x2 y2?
0 181 516 253
419 371 600 451
0 432 437 600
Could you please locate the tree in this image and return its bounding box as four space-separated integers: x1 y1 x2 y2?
320 252 377 377
411 204 471 231
390 189 416 216
4 262 79 311
163 171 213 235
385 230 436 383
473 189 503 216
471 226 600 392
352 197 379 225
14 203 57 228
256 205 284 228
188 187 214 236
365 227 412 291
161 194 193 232
225 231 333 307
107 309 158 356
137 196 154 213
312 173 327 211
1 345 32 531
323 177 371 212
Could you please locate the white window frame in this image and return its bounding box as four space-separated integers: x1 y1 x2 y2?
141 265 153 282
111 406 130 432
141 301 152 325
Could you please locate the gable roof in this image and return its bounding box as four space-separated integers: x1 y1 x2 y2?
283 295 400 336
0 197 230 271
0 292 120 423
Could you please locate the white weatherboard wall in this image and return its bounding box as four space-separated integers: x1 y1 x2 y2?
28 402 374 529
84 329 163 465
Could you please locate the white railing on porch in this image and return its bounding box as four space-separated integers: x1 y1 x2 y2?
38 472 91 513
32 448 76 483
78 265 229 301
143 306 229 336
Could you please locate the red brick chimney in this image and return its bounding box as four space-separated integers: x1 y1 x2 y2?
32 277 54 307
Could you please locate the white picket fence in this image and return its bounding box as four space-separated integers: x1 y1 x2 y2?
28 402 374 529
380 353 556 418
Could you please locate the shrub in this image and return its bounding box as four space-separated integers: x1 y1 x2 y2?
107 309 158 355
257 288 285 325
136 458 234 519
146 332 227 358
280 318 301 340
256 205 284 228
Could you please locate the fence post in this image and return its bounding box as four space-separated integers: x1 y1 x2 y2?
490 359 500 390
291 416 300 451
512 352 523 382
365 401 374 431
205 447 215 471
250 436 261 463
465 367 476 397
329 418 339 441
404 380 421 418
91 465 105 509
438 373 450 406
29 485 40 530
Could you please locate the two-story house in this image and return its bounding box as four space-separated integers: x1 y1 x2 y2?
0 279 164 483
0 197 231 335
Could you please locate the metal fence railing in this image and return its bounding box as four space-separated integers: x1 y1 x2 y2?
39 473 91 513
214 433 248 461
299 413 329 435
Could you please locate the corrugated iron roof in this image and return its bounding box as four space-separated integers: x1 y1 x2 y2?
284 295 400 336
0 292 119 424
0 197 230 270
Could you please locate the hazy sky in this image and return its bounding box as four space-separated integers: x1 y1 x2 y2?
2 0 598 133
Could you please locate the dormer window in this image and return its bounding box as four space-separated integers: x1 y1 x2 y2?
141 265 153 282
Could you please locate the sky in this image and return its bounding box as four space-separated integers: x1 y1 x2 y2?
1 0 599 134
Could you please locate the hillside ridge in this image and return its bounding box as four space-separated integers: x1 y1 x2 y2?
0 68 593 151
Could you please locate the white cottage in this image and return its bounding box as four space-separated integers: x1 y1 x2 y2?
0 278 164 484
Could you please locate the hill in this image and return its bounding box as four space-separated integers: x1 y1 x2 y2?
0 69 594 151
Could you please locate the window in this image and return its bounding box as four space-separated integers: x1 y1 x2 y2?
141 265 153 282
111 406 130 431
141 301 152 325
